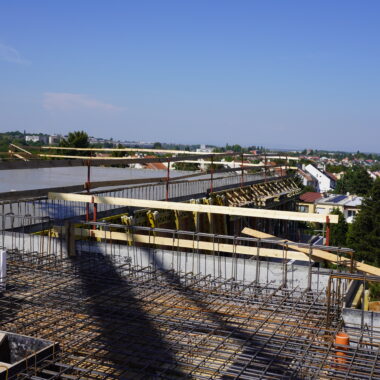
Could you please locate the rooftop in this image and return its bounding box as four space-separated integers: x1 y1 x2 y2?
299 192 322 203
316 194 363 207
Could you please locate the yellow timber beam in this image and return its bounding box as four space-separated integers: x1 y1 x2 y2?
242 227 380 276
57 227 311 261
48 192 339 223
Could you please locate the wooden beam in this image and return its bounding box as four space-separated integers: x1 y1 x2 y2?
43 147 301 161
42 146 229 156
9 143 32 155
38 153 231 163
48 192 339 223
176 160 298 170
255 155 300 161
61 227 311 261
12 153 29 162
242 227 380 276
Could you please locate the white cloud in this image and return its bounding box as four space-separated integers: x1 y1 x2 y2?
0 43 29 64
43 92 123 111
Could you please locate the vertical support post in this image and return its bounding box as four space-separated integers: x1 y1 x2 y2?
85 160 91 222
0 250 6 291
240 154 244 188
325 215 330 246
92 196 97 229
350 252 354 273
307 244 312 291
264 153 268 182
255 239 261 285
166 158 170 201
210 155 214 193
361 274 366 328
326 277 331 329
64 221 76 257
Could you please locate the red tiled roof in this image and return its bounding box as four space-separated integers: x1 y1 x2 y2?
325 171 337 181
299 192 322 203
146 162 167 170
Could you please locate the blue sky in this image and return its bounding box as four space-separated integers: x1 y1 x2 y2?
0 1 379 152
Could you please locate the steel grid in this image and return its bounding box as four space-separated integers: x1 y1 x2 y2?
0 250 377 379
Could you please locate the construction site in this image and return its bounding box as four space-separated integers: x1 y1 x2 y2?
0 146 379 379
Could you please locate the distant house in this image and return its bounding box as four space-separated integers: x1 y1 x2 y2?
297 169 318 189
25 135 48 144
315 194 362 223
48 135 62 145
146 162 167 170
304 164 337 192
298 193 362 223
369 171 380 180
196 144 213 153
143 156 167 170
298 192 322 213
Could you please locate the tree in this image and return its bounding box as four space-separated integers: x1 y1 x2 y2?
60 131 89 148
335 166 373 196
112 144 126 158
329 208 348 247
59 131 89 156
153 142 162 149
173 162 199 171
346 178 380 266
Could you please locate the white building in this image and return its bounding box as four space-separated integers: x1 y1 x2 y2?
48 135 62 145
304 164 337 192
297 168 318 189
196 144 213 153
25 135 48 144
314 194 362 223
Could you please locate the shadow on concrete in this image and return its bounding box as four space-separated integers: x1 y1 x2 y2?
142 246 301 379
71 251 184 379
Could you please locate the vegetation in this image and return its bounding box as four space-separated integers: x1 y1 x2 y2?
59 131 90 156
173 162 199 171
111 144 126 158
326 164 346 173
293 173 316 194
0 131 25 152
329 209 348 247
335 166 373 196
346 178 380 266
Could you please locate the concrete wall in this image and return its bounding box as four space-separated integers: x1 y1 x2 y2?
1 230 333 291
76 239 332 291
342 308 380 333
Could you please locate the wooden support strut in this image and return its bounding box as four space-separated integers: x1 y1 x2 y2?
241 227 380 276
48 192 339 224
